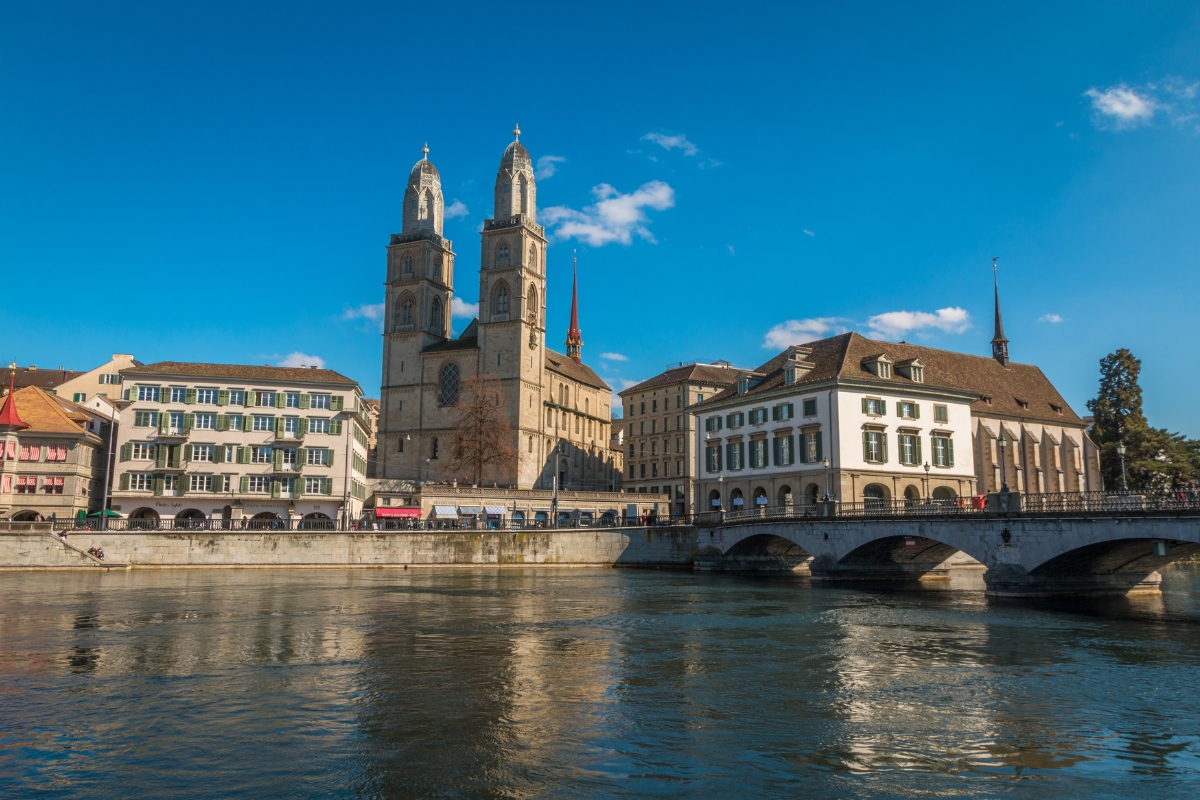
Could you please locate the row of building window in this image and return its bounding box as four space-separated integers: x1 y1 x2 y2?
120 473 335 496
3 475 67 494
861 431 955 466
627 394 699 417
861 398 949 422
121 443 335 467
629 437 687 458
131 412 340 436
630 460 686 480
706 432 825 472
133 387 340 410
0 442 70 462
630 415 688 436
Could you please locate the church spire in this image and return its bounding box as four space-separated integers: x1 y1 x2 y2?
991 257 1009 367
0 375 28 429
566 252 583 363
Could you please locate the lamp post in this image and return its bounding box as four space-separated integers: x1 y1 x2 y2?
717 473 724 511
923 461 931 501
1116 440 1129 494
998 430 1010 493
822 457 831 501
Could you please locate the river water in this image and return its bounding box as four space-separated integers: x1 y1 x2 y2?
2 566 1199 798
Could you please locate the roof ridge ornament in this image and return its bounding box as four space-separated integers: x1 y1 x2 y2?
422 142 429 159
513 123 521 141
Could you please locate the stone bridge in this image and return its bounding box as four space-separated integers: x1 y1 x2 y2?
691 512 1200 596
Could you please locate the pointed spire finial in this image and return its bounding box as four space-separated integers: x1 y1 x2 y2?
566 249 583 363
991 257 1010 367
0 374 28 430
513 123 521 141
422 142 429 159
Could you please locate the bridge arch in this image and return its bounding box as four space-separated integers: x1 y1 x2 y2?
1030 538 1200 579
835 534 966 580
719 533 813 572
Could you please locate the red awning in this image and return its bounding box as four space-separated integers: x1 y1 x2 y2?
374 507 421 519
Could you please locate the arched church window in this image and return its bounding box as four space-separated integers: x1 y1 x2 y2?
494 283 509 316
437 363 460 407
527 286 537 326
431 297 443 335
403 255 413 275
394 294 414 329
495 243 509 268
529 244 537 268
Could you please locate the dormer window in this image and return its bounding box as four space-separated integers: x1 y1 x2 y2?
737 378 749 394
981 395 993 406
895 358 924 383
862 354 893 379
1016 398 1030 411
736 372 764 394
1051 404 1063 415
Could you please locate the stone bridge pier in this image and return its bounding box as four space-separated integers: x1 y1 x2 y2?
692 516 1200 597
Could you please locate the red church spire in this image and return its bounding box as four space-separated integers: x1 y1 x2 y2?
0 375 28 429
566 252 583 363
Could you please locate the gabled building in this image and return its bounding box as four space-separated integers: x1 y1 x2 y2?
54 353 139 404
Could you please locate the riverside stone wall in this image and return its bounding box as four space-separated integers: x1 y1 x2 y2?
0 525 702 569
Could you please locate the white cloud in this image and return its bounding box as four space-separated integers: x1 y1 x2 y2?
542 181 675 246
763 317 852 349
445 200 469 219
343 302 384 322
535 155 566 179
802 229 815 237
451 297 479 318
727 244 735 256
278 352 326 369
600 352 628 362
641 132 699 155
1039 313 1064 323
866 307 970 339
609 378 642 415
1085 84 1158 127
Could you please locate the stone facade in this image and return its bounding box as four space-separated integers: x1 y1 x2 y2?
378 134 619 492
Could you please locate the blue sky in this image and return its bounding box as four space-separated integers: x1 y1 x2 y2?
3 2 1199 432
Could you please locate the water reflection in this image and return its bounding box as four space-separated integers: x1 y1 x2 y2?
0 567 1198 797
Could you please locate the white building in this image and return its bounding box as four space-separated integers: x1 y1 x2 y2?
110 362 370 527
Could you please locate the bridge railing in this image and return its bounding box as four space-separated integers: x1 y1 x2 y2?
836 499 984 518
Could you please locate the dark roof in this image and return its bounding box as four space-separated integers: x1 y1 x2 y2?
700 332 1082 425
545 349 609 391
122 362 359 388
621 363 740 396
423 336 479 354
1 366 83 390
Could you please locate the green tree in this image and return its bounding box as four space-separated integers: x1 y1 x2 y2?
1087 349 1196 490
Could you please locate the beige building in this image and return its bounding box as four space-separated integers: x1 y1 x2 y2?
377 132 619 492
0 385 107 521
110 362 371 527
619 362 738 514
55 353 139 404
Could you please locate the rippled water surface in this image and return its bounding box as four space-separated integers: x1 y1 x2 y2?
2 566 1200 798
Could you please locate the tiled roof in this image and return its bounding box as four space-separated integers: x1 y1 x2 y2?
1 367 83 390
1 386 96 435
423 336 479 354
122 361 359 387
620 363 740 396
545 349 609 391
700 332 1083 425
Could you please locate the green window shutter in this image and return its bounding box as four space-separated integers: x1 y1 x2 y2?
217 390 229 407
772 406 779 422
177 478 187 497
244 393 254 408
915 436 922 465
947 438 955 467
212 475 224 493
861 397 868 413
120 472 130 491
239 476 249 493
326 448 335 467
300 394 311 410
215 414 227 431
773 437 782 464
295 477 304 497
213 446 224 464
235 446 247 464
786 403 794 419
153 476 164 496
158 413 168 433
863 432 871 462
881 433 888 463
914 403 920 419
183 413 194 432
272 448 282 470
184 444 193 461
299 418 309 436
124 387 133 401
797 433 806 463
881 400 887 416
815 431 823 462
325 478 333 495
789 434 797 465
297 447 307 467
120 442 132 462
155 445 167 468
331 395 344 411
274 418 285 438
329 419 343 436
170 447 181 469
271 478 281 498
185 388 196 404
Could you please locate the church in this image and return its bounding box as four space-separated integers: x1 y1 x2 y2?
377 129 620 491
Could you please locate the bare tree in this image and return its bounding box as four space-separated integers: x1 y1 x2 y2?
445 375 518 485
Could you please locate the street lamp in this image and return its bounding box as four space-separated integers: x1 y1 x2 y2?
997 430 1010 493
1116 440 1129 493
923 461 931 501
717 473 724 511
822 457 831 501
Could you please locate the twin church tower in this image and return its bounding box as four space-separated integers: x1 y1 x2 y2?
378 129 617 491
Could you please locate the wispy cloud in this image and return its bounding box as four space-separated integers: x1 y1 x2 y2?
343 302 384 322
609 378 642 415
642 132 699 156
542 181 675 246
866 307 970 339
802 229 815 237
535 155 566 179
278 352 326 369
1085 84 1158 128
445 200 469 219
600 352 628 362
763 317 852 349
1039 313 1064 323
726 244 735 256
451 297 479 318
